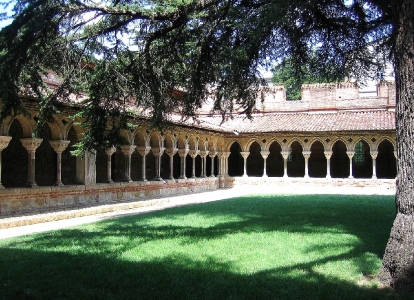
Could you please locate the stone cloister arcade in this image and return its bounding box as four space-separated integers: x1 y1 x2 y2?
0 111 397 190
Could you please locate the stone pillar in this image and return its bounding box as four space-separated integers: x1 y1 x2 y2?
217 152 223 177
370 151 378 179
324 151 332 179
394 150 397 179
136 146 151 181
189 150 199 178
208 151 217 177
121 145 136 182
199 151 208 178
20 138 43 187
240 151 250 178
165 148 178 180
223 152 231 176
105 146 117 183
346 151 355 179
302 150 311 178
178 149 189 179
49 140 71 186
152 147 165 181
260 150 270 177
281 151 290 178
0 136 12 188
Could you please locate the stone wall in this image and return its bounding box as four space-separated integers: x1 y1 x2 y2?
0 177 220 216
256 82 396 113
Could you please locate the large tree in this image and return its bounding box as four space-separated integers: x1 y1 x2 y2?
0 0 412 293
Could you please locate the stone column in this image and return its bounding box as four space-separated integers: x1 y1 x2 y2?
208 151 217 177
199 151 208 178
394 150 397 179
240 151 250 178
49 140 70 186
178 149 189 179
189 150 199 178
260 150 270 177
324 151 332 179
302 150 311 178
370 150 378 179
121 145 136 182
105 146 116 183
0 136 12 188
165 148 178 179
281 151 290 178
152 147 165 181
20 138 43 187
223 152 231 176
136 146 151 181
216 152 223 177
346 151 355 179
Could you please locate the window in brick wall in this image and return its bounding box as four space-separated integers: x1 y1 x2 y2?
354 141 365 163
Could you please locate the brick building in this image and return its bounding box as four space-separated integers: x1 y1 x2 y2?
0 81 396 216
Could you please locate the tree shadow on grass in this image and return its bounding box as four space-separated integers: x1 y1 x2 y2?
0 194 403 299
0 248 403 300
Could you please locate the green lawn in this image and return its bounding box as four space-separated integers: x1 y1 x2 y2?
0 194 407 300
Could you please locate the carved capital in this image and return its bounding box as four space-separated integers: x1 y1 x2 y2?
165 147 178 157
105 146 117 156
178 148 189 157
199 150 208 158
260 150 270 159
136 146 151 157
346 151 355 159
302 150 311 159
370 151 378 159
120 145 137 156
208 151 217 158
0 136 12 151
49 140 70 153
20 138 43 152
324 151 333 159
151 147 165 157
189 149 199 158
281 151 290 159
240 151 250 159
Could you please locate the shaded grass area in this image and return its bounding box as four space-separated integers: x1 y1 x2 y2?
0 194 408 299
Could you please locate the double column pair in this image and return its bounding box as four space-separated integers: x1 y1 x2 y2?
105 145 165 183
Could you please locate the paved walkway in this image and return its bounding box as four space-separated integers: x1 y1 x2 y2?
0 184 395 240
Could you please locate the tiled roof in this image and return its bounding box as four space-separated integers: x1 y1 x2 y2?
192 110 396 133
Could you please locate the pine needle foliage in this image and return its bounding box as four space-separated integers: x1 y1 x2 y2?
0 0 392 152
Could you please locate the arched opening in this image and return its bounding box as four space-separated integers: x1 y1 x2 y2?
287 141 305 177
352 140 372 178
2 119 27 187
96 148 108 183
173 152 180 179
309 141 326 178
112 148 125 182
331 140 349 178
35 123 56 186
228 142 243 176
377 140 397 178
131 150 141 181
62 126 77 185
160 152 170 179
246 141 263 177
195 155 202 177
267 141 283 177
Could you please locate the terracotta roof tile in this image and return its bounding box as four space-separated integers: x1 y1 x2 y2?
193 110 395 133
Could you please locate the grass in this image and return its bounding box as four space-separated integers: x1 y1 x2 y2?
0 193 408 300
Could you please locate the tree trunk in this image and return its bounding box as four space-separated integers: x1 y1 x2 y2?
377 0 414 293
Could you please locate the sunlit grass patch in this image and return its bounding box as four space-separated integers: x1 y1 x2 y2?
0 194 404 299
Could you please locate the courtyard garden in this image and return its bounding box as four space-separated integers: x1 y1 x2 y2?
0 194 409 299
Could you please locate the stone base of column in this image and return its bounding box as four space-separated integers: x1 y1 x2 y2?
107 179 114 184
56 182 64 187
178 175 187 179
262 174 268 178
209 174 215 178
348 175 354 179
27 183 38 188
